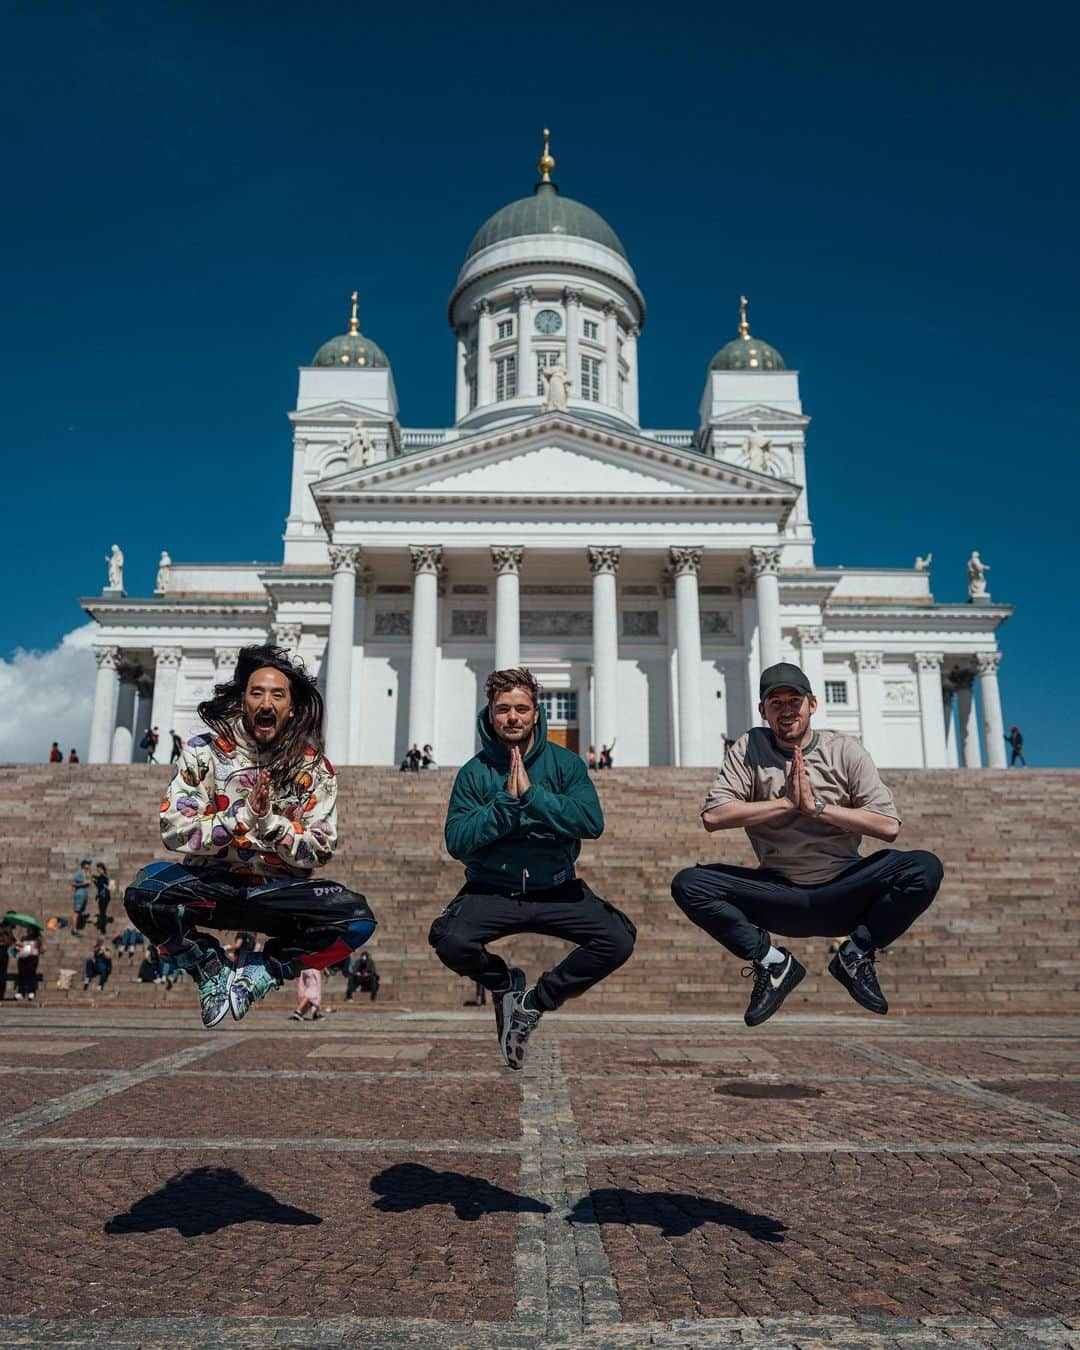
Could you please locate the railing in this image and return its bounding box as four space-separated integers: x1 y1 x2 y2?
644 429 697 448
401 429 448 450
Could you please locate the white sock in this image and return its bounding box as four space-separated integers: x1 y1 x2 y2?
761 945 786 966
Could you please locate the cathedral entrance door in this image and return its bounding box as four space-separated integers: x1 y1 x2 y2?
539 688 579 754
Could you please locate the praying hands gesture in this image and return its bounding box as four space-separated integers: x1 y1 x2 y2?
247 769 273 818
785 747 818 816
505 745 532 799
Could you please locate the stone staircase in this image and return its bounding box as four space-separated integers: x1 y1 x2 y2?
2 764 1078 1014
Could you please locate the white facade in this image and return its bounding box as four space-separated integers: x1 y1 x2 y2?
82 153 1012 769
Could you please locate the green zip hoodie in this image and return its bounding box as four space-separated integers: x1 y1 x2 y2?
444 703 604 891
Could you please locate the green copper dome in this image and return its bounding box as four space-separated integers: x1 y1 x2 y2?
466 181 627 261
311 292 389 368
710 296 785 371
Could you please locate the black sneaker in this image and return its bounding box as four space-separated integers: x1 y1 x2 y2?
493 967 526 1052
829 949 888 1015
742 948 806 1027
500 988 543 1070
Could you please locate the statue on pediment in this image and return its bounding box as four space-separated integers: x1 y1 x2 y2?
745 422 774 475
540 361 572 412
343 420 375 469
105 543 124 592
967 550 991 601
914 553 932 572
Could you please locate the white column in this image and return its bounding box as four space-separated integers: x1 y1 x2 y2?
474 300 493 407
663 577 680 764
915 652 948 768
454 329 468 421
564 288 582 402
407 545 442 749
111 670 138 763
349 575 371 763
797 626 827 727
953 669 981 767
88 646 120 763
491 545 523 669
738 568 760 728
325 544 363 764
624 324 640 425
603 300 619 407
977 652 1007 768
587 545 620 753
149 647 182 764
750 546 782 672
670 546 706 766
854 651 884 759
514 287 533 398
943 683 959 767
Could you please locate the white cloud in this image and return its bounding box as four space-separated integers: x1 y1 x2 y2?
0 624 97 763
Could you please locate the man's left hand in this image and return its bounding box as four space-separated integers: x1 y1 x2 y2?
248 769 272 817
792 748 817 816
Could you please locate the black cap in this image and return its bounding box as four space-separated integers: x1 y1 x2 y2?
759 662 813 703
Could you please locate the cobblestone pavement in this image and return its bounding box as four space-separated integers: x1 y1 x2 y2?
0 1007 1076 1348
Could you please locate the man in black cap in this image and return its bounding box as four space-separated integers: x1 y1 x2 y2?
671 662 943 1026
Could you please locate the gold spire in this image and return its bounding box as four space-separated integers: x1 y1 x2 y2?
537 128 555 184
348 290 360 335
738 295 750 339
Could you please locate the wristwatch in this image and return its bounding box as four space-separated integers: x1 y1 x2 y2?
812 796 827 817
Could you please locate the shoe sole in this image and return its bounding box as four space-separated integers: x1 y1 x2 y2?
494 969 526 1065
498 989 522 1069
828 955 888 1015
744 960 807 1027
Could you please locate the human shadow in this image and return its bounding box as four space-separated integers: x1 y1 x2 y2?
568 1188 786 1242
371 1162 552 1222
105 1166 322 1239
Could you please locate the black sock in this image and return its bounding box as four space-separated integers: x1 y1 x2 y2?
522 987 541 1014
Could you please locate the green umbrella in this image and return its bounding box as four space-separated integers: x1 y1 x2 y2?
3 911 44 931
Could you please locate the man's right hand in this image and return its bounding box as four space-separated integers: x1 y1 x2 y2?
784 755 805 812
505 746 521 797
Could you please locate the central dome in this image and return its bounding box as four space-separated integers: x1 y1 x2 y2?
466 180 627 261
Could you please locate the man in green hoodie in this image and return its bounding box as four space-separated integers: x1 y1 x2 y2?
433 667 637 1069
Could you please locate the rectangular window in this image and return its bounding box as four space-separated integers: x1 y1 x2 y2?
539 690 578 724
536 350 559 395
495 355 517 401
580 355 601 402
496 319 513 340
583 318 599 340
825 680 848 705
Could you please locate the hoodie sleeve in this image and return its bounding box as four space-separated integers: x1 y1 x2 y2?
444 763 522 860
160 742 247 856
239 755 339 869
520 755 604 840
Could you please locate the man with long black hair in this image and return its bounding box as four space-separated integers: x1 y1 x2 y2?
123 644 376 1027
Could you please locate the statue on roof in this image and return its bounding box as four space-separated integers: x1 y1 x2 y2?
540 360 572 412
155 550 172 594
343 420 375 469
914 553 932 572
105 544 124 592
966 550 991 601
745 422 775 475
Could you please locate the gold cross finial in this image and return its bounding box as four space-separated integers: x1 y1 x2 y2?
738 295 750 339
348 290 360 335
538 128 555 184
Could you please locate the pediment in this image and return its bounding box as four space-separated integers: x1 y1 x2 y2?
288 401 395 426
313 413 794 500
709 404 810 428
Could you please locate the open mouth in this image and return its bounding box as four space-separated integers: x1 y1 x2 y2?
254 712 277 732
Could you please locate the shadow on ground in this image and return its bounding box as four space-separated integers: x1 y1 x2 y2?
569 1188 787 1241
371 1162 552 1222
104 1166 323 1238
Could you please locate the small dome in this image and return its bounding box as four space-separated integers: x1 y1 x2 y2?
710 296 785 371
467 182 627 261
311 292 389 368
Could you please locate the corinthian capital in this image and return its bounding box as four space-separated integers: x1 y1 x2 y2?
975 651 1002 677
410 544 444 576
512 285 534 307
749 546 781 578
94 646 120 671
798 626 826 648
854 651 882 674
668 546 703 578
915 651 944 674
214 647 240 671
586 545 621 577
328 544 363 575
491 545 524 576
153 646 182 669
272 624 302 651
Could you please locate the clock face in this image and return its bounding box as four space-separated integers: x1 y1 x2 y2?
534 308 563 335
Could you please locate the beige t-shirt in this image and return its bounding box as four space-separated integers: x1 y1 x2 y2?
701 728 901 885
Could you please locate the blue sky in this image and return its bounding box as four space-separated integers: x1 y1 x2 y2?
2 0 1078 762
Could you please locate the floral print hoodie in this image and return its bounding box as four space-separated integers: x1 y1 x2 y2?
161 728 338 877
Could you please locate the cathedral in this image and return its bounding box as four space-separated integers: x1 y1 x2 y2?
82 134 1011 770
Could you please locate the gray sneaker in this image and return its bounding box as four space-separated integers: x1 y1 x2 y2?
229 951 282 1021
184 949 233 1028
494 967 526 1053
500 988 543 1071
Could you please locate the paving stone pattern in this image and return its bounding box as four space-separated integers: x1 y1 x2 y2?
0 1008 1077 1348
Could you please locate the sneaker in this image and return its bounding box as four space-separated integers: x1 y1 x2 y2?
494 967 526 1053
288 1010 305 1022
229 951 282 1022
500 988 543 1071
829 948 888 1015
742 948 806 1027
185 949 233 1028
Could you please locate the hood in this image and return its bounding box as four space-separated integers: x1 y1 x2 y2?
476 701 550 768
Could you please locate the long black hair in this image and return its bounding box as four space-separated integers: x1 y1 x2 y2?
197 644 325 790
